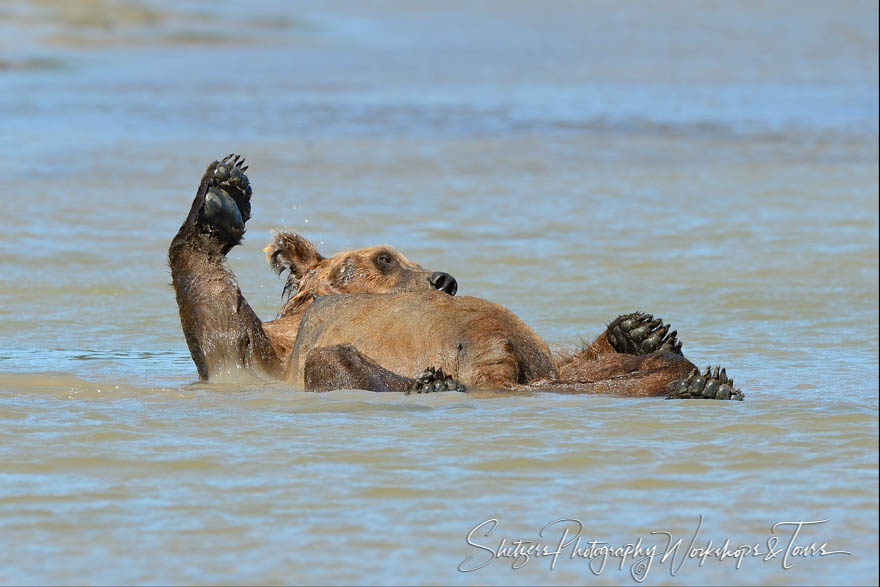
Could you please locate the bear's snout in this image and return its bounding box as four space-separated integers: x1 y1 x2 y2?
429 272 458 296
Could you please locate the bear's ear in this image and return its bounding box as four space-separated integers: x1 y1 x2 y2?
264 231 325 280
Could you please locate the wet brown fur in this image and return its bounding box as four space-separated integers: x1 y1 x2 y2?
287 291 557 388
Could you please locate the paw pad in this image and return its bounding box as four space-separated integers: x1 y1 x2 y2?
204 187 245 241
406 367 466 394
666 365 744 401
607 312 682 355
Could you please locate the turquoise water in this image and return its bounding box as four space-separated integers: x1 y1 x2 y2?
0 1 877 584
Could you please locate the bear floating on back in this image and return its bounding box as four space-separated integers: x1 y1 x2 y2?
169 155 743 400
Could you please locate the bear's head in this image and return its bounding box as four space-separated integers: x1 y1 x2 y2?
265 231 457 317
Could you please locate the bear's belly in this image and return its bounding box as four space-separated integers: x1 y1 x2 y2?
287 291 556 388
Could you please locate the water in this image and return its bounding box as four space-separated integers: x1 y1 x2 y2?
1 1 877 584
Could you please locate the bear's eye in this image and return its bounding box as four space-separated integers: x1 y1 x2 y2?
375 253 395 267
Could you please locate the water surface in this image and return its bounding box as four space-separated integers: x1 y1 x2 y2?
0 1 877 584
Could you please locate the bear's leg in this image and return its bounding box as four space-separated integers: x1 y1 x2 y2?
528 359 743 400
556 312 743 400
168 155 280 381
303 344 466 393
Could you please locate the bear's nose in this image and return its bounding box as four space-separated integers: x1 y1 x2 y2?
429 272 458 296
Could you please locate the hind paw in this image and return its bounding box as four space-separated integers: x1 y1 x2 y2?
200 154 252 243
607 312 682 355
406 367 466 394
666 366 744 401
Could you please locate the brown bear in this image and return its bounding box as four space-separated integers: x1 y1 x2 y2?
169 155 743 400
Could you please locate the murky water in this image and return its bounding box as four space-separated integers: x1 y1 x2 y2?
1 1 877 584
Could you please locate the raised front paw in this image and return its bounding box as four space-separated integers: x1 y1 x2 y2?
201 154 252 243
406 367 466 394
607 312 682 355
666 366 744 401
